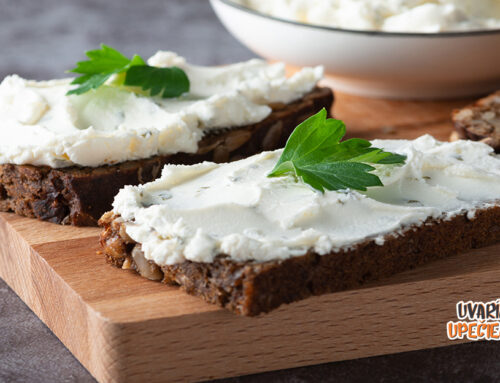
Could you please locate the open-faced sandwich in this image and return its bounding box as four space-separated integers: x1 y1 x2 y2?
100 110 500 315
0 45 332 225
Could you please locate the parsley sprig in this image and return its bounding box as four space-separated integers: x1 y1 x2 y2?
268 109 406 192
67 44 189 98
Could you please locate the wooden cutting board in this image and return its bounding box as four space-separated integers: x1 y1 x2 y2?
1 92 498 383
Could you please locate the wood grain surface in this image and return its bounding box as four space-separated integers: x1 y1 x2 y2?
0 92 496 383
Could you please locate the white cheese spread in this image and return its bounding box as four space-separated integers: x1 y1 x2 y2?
112 135 500 265
235 0 500 33
0 51 322 168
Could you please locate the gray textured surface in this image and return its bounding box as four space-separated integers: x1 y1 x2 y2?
0 279 94 383
1 1 500 382
0 0 253 80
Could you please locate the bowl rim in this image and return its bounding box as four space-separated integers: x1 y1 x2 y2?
214 0 500 38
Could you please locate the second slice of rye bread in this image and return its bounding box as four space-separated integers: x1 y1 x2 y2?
0 87 333 226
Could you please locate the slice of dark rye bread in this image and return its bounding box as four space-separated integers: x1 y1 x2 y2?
452 90 500 152
0 87 333 226
99 205 500 316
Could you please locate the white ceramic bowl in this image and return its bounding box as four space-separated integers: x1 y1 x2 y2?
210 0 500 99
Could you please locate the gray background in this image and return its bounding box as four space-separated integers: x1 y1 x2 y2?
1 1 500 382
0 0 253 80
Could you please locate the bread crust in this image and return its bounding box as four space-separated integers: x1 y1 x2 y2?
99 205 500 316
452 91 500 152
0 87 333 226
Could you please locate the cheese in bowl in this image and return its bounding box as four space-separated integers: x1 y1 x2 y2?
234 0 500 33
211 0 500 98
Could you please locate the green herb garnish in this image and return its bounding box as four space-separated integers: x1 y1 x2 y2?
67 44 189 98
268 108 406 192
124 65 190 99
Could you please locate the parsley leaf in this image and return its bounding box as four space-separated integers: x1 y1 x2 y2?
293 162 383 193
67 44 145 95
268 108 406 192
124 66 190 98
66 44 189 98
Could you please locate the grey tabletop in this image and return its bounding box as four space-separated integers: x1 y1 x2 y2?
1 1 500 382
